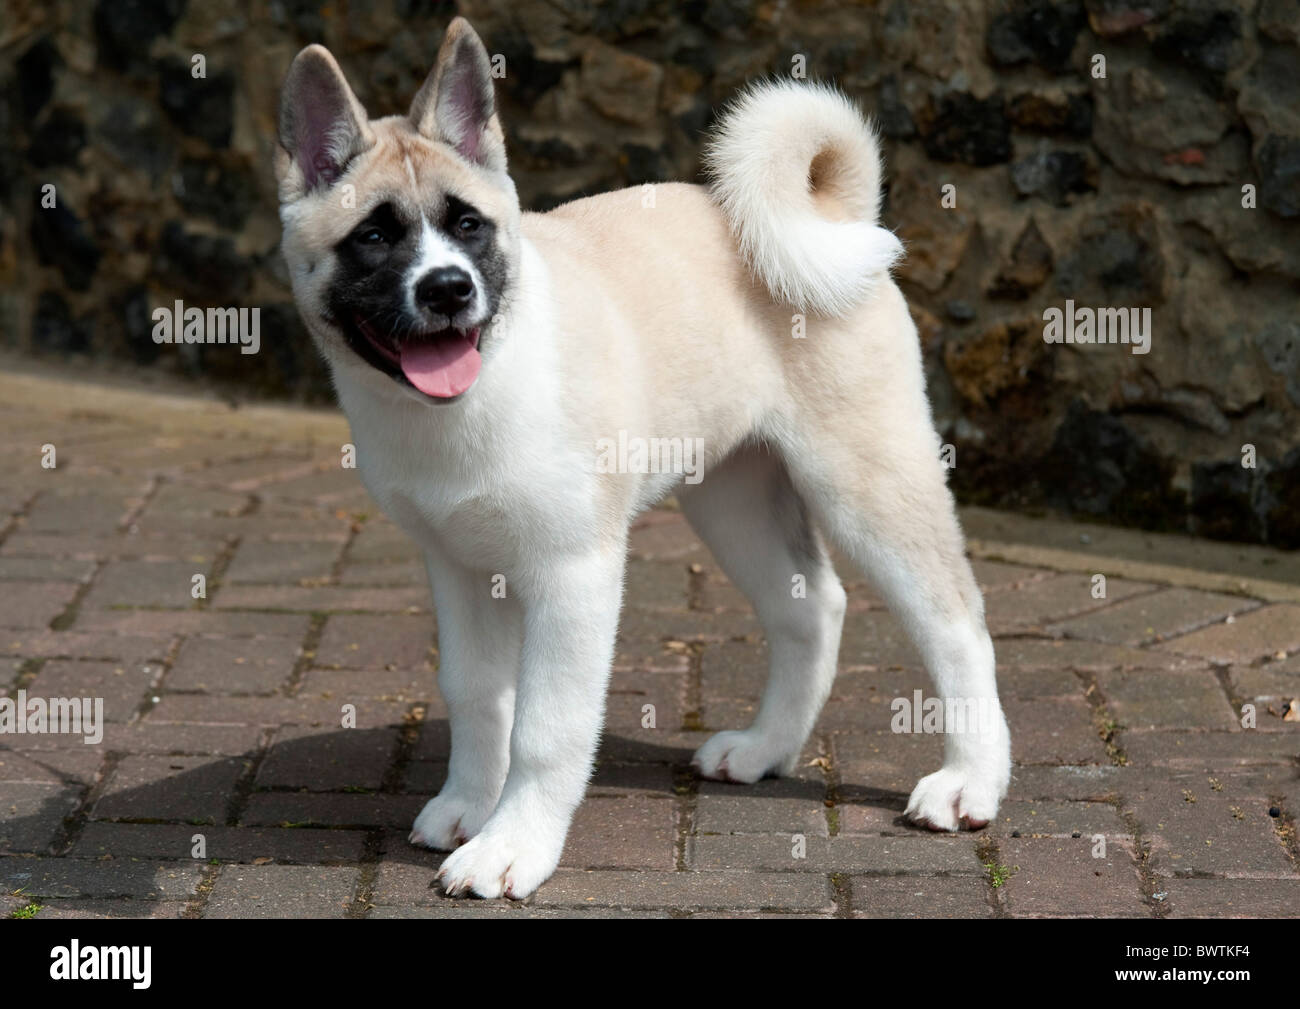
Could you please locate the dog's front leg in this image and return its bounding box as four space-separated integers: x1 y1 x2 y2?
434 548 624 900
410 551 521 850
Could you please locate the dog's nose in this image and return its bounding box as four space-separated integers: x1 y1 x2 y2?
415 267 474 317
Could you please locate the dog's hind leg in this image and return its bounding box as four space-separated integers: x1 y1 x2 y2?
677 445 846 783
781 382 1011 831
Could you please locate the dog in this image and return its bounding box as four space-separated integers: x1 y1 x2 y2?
275 17 1011 899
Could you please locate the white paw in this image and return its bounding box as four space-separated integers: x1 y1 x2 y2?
904 766 1002 832
409 792 495 851
691 729 797 784
434 825 561 900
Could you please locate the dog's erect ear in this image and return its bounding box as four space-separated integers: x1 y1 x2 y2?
278 45 374 191
409 17 506 173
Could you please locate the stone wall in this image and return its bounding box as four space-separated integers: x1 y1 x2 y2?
2 0 1298 545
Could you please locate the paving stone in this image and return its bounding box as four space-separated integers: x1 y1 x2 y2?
991 800 1129 838
1007 764 1127 802
28 658 159 722
1122 781 1295 878
82 559 212 609
1003 696 1109 764
835 800 909 834
696 777 829 835
315 613 434 670
0 746 104 785
3 529 229 562
0 581 78 629
995 663 1086 698
530 869 835 911
187 454 317 491
20 898 188 918
146 694 404 729
607 683 686 735
256 726 398 792
852 875 993 918
1163 877 1300 918
168 635 300 693
985 574 1154 633
400 761 447 795
24 490 136 534
0 782 81 852
0 855 201 899
0 631 171 664
625 558 691 611
298 666 435 703
616 606 759 646
627 513 706 561
1121 730 1300 765
561 796 676 869
6 374 1297 918
145 484 250 518
997 838 1147 917
224 539 344 584
92 754 247 823
970 560 1050 591
1048 588 1257 646
690 833 983 874
202 863 357 918
832 730 945 796
588 762 676 798
213 583 429 613
239 792 424 828
0 557 96 581
1158 605 1300 664
694 573 754 612
338 559 425 586
699 640 767 698
1097 669 1239 731
72 608 309 638
1229 656 1300 711
595 727 709 765
94 723 264 755
839 611 923 666
70 822 367 864
994 637 1199 672
346 522 418 562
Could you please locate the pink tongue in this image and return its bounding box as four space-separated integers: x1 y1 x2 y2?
399 332 481 398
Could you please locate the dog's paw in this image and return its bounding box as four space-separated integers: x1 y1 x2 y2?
433 826 560 900
409 792 495 851
691 729 797 784
904 766 1001 832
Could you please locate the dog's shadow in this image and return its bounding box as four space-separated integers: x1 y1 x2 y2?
0 721 917 914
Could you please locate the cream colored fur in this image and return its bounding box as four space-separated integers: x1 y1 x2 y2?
276 17 1010 901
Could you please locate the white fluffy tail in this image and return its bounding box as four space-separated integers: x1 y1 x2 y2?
705 80 903 317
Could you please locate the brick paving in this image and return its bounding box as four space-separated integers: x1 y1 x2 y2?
0 372 1297 918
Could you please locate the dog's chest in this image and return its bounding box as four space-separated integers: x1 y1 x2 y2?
350 414 596 573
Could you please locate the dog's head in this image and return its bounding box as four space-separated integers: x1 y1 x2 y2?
275 18 519 402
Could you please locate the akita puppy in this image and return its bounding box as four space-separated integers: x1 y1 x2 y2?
275 17 1011 899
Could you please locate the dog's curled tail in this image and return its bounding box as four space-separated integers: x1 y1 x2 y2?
705 80 903 318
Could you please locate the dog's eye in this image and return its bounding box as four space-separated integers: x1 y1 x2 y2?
356 228 387 244
456 215 481 236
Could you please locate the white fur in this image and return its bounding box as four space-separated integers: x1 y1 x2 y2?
406 221 485 325
705 80 903 317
